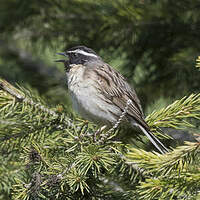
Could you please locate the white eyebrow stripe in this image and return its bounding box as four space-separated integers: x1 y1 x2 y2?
67 49 98 58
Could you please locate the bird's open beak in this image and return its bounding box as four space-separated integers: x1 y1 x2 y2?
54 59 66 63
56 52 67 56
55 52 68 63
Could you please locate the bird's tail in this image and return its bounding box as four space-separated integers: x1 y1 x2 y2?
137 124 168 154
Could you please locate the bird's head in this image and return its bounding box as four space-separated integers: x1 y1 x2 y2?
55 46 101 70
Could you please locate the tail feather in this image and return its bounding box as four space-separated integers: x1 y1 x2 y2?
137 124 168 154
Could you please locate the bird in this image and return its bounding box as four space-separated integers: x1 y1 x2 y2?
55 45 168 154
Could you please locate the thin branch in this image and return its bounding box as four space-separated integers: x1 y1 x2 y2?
0 78 74 128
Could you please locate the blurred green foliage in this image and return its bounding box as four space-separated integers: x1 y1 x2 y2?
0 0 200 111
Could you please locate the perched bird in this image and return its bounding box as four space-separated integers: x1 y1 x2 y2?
56 46 168 154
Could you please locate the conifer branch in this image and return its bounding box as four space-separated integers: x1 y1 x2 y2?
1 74 200 199
126 142 200 176
137 171 200 199
127 142 200 199
0 78 74 128
146 93 200 129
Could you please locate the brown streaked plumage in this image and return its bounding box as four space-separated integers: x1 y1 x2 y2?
56 46 168 154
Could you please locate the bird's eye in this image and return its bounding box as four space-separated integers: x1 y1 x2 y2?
74 53 78 57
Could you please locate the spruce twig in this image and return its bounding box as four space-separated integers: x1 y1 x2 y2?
126 141 200 176
0 78 74 128
146 93 200 129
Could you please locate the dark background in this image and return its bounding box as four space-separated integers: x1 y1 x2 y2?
0 0 200 115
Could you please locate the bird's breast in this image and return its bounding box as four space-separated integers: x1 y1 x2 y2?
67 66 121 125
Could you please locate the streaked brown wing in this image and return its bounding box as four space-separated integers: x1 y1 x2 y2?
94 64 149 129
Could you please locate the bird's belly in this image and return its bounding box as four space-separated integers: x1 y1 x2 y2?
69 84 121 125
